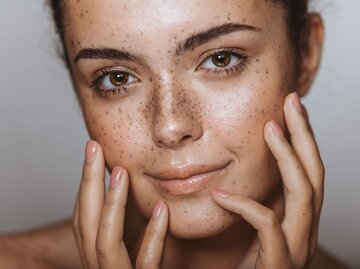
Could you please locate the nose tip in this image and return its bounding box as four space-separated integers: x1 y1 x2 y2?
153 117 203 148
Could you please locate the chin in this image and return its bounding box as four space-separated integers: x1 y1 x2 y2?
166 196 238 239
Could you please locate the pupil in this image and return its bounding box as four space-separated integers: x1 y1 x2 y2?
110 72 128 86
212 52 231 67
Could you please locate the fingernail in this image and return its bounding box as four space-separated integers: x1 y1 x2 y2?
85 140 97 163
212 189 231 198
152 200 164 219
292 92 303 114
269 120 286 141
110 166 123 189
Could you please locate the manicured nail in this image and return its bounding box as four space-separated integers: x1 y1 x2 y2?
212 189 231 198
110 166 123 189
152 200 164 219
269 120 286 141
292 92 303 114
85 140 97 163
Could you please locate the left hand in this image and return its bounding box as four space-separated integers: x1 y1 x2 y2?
211 92 325 269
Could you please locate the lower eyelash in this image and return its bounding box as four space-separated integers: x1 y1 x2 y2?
91 84 129 99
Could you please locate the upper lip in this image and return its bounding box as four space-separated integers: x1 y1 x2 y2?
145 161 231 181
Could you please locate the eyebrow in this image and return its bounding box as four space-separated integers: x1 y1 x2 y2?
73 47 144 63
175 23 261 55
73 23 260 63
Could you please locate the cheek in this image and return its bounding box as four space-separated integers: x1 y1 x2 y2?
204 83 286 197
81 96 151 171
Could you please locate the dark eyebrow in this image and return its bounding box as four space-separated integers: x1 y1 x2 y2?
176 23 261 56
73 23 260 63
73 47 143 63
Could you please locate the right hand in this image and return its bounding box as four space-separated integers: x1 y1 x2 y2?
72 140 169 269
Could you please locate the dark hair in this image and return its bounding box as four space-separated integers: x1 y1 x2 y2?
47 0 310 68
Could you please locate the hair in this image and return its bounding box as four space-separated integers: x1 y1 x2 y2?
47 0 311 69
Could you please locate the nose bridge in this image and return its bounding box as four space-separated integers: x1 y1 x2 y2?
152 71 203 148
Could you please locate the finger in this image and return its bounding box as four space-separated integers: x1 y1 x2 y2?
78 140 106 269
264 120 313 257
95 167 132 269
73 191 88 269
284 92 325 219
136 201 169 269
211 190 291 268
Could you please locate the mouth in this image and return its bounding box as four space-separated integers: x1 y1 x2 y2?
145 161 231 196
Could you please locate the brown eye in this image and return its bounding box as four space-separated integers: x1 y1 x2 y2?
211 52 231 67
110 71 129 86
96 70 137 90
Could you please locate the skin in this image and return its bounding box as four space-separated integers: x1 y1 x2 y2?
0 0 331 268
62 0 326 268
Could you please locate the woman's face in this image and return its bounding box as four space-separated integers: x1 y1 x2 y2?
65 0 296 239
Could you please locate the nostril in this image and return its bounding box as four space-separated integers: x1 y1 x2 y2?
181 135 193 143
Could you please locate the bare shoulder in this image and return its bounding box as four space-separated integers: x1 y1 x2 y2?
310 247 350 269
0 220 82 269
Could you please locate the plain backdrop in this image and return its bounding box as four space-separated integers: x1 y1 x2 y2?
0 1 359 268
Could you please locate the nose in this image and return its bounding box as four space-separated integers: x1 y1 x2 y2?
151 78 203 149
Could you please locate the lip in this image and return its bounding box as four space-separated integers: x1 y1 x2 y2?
146 161 231 195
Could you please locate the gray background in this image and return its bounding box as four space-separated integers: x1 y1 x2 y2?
0 1 359 268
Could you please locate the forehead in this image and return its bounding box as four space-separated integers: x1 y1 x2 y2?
64 0 283 55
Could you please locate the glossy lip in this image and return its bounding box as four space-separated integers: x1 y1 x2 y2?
145 161 231 195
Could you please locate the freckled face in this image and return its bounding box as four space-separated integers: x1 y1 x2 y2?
65 0 295 238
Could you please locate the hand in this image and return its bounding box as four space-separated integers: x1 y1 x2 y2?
211 92 325 269
72 141 169 269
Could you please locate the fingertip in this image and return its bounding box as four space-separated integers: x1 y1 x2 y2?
263 120 274 139
85 140 98 163
211 188 231 198
152 200 167 219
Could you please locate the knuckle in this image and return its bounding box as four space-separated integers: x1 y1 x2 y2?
136 259 153 269
95 237 110 260
262 210 279 228
147 228 159 238
78 225 86 240
301 184 314 204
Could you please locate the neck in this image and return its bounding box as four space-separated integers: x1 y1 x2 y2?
125 185 284 269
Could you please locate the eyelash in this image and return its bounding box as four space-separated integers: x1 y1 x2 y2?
197 48 248 77
89 67 137 99
90 48 248 99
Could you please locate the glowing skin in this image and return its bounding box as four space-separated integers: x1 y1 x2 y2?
68 0 288 234
62 0 324 268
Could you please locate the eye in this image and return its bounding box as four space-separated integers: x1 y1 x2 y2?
98 70 137 90
200 50 243 70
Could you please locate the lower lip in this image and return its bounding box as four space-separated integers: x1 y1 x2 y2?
150 167 228 195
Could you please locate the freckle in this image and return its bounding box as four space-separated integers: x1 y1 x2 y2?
184 210 188 214
231 180 236 185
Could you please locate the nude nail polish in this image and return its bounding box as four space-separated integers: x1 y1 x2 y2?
212 189 231 198
110 166 122 189
292 92 303 114
152 200 164 219
270 120 286 141
85 140 97 163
